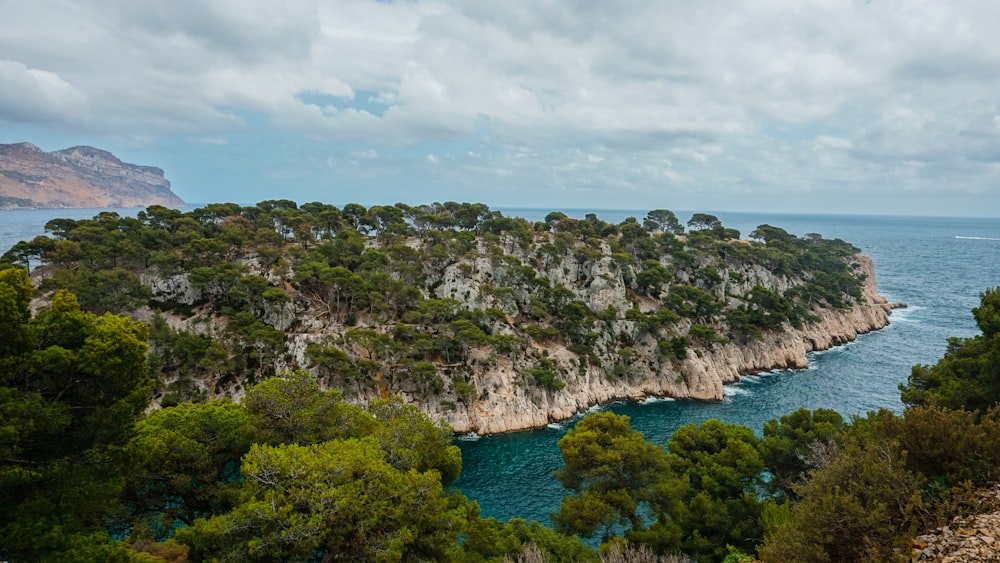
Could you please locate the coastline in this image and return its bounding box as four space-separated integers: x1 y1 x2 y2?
433 254 894 435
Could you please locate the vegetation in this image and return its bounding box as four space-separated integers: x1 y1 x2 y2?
1 268 602 561
11 202 976 562
900 287 1000 411
2 202 869 411
546 288 1000 562
1 268 152 560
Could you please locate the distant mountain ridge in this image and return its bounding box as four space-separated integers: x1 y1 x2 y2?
0 142 185 209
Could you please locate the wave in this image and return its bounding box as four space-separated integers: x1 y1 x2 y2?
889 304 923 323
643 396 676 404
723 386 752 397
955 235 1000 241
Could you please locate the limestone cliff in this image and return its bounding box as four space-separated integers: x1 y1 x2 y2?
27 203 892 435
365 254 891 434
0 142 184 209
143 242 891 435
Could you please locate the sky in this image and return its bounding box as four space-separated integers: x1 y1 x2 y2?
2 1 1000 217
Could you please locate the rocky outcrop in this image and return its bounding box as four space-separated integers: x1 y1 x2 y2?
910 485 1000 562
427 255 892 434
131 224 892 435
279 252 889 435
0 142 184 209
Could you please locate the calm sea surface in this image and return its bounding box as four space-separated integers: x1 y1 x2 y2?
3 207 1000 526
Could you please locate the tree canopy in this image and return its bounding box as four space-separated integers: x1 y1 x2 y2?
900 287 1000 411
0 268 152 560
2 202 871 411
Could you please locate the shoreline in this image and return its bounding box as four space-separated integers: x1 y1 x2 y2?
436 254 894 435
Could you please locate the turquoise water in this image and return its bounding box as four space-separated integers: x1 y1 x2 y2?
455 211 1000 526
3 208 1000 527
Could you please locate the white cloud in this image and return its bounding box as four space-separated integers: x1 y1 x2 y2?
351 149 378 160
815 136 854 150
0 60 88 123
188 136 229 145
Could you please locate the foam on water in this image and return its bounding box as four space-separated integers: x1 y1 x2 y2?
723 386 752 397
889 305 924 323
643 396 676 403
955 235 1000 241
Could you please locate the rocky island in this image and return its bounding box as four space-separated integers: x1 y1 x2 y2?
11 202 893 434
0 142 185 209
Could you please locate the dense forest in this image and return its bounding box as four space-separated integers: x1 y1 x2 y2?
1 201 871 434
3 256 1000 560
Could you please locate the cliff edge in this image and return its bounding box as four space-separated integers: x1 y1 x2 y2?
0 142 185 209
426 254 892 434
24 203 892 435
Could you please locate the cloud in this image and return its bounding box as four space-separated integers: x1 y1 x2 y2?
113 0 321 64
2 1 1000 213
815 136 853 150
0 60 88 123
188 136 229 145
351 149 378 160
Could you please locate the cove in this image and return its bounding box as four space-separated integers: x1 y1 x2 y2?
454 211 1000 525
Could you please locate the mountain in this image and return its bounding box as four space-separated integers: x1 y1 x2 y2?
0 142 185 209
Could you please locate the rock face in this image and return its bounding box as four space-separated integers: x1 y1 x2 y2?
0 142 184 209
142 245 893 435
910 485 1000 561
123 212 892 436
428 254 892 434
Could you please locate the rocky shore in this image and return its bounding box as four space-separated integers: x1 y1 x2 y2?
91 219 893 436
436 254 894 434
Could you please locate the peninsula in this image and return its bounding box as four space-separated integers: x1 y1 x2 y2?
0 142 185 209
15 202 893 434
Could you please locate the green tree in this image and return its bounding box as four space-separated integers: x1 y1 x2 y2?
643 209 683 234
643 419 765 562
178 438 467 562
123 399 254 534
39 266 152 315
759 408 845 498
0 268 32 358
636 260 673 297
369 396 463 486
462 515 599 563
0 279 152 560
687 213 722 231
305 341 364 394
758 411 927 563
552 412 670 540
901 288 1000 411
242 371 375 446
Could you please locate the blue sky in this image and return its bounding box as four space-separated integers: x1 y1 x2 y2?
2 1 1000 216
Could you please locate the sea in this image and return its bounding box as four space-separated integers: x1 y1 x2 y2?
2 207 1000 527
